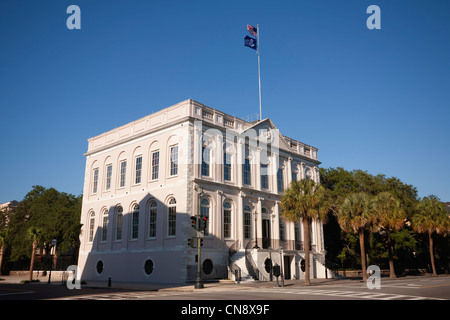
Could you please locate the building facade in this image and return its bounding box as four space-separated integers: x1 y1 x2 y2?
78 99 328 284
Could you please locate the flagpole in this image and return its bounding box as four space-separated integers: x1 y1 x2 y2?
257 24 262 121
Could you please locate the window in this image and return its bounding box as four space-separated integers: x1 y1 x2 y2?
291 170 298 184
115 206 123 241
101 209 108 242
135 156 142 184
88 212 95 242
96 260 104 275
119 160 127 187
243 158 251 185
170 145 178 176
92 168 99 193
131 204 139 239
277 168 284 193
202 259 213 275
148 200 157 238
224 201 232 238
105 164 112 190
295 222 301 250
260 163 268 189
279 217 286 242
144 259 154 276
201 145 210 176
244 205 251 239
151 151 159 180
168 197 176 236
224 152 232 181
201 198 211 235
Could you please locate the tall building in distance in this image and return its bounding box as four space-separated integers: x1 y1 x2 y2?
78 99 328 283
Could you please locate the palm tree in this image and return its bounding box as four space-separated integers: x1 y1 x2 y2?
0 230 7 275
28 227 42 282
373 192 407 279
281 179 329 286
412 196 450 276
336 192 375 281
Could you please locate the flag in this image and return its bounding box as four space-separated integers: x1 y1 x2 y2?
247 25 257 38
244 35 257 50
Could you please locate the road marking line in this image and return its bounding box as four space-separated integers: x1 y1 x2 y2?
419 283 450 289
0 291 35 296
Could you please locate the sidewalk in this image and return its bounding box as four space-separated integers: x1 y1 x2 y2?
0 274 345 291
2 273 445 292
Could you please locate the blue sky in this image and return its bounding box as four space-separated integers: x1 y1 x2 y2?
1 0 449 203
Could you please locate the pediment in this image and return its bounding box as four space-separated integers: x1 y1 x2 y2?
243 118 294 153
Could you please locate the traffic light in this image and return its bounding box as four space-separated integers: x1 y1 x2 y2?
199 214 208 232
190 216 197 230
187 238 196 248
200 238 203 247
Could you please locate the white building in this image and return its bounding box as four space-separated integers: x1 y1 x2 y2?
78 99 328 284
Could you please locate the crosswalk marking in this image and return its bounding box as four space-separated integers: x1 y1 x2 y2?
53 291 192 300
253 288 444 300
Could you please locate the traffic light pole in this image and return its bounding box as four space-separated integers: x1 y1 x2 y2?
195 185 204 289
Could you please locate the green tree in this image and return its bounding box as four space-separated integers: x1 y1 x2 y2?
27 227 42 281
336 192 376 281
373 192 407 278
6 186 82 272
412 196 450 276
281 179 329 285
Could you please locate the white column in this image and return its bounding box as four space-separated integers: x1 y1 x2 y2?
238 191 246 249
300 162 305 180
256 197 263 248
314 166 320 183
216 134 223 183
273 201 280 248
287 157 292 187
237 139 244 188
216 190 223 242
256 147 261 191
271 153 278 192
193 123 202 179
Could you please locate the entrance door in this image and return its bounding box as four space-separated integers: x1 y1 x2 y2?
262 219 271 249
284 256 291 280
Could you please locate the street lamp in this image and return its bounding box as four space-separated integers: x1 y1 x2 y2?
194 185 204 289
47 239 57 284
253 211 259 249
278 246 284 287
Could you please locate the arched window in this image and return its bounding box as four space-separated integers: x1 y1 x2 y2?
115 206 123 241
148 200 157 239
131 204 139 240
101 209 108 242
223 201 232 238
88 211 95 242
244 205 251 239
167 197 176 237
201 198 210 235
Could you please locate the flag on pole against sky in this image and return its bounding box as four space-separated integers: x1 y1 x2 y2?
247 25 257 37
244 35 257 50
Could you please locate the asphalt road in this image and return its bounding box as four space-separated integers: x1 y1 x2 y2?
1 275 448 318
1 274 448 301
